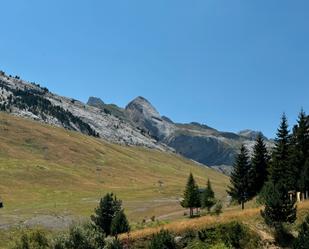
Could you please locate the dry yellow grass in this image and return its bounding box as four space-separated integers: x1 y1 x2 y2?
126 201 309 242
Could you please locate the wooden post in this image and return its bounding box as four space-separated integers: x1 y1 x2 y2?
297 192 301 202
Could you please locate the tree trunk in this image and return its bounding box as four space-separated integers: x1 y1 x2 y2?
241 201 244 210
190 208 193 217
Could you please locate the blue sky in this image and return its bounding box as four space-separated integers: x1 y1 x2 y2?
1 1 308 138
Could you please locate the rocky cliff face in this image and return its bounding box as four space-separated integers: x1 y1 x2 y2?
125 96 175 140
0 71 273 168
0 73 165 150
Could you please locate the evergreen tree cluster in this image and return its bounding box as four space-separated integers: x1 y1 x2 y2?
181 173 217 217
228 133 270 209
228 110 309 216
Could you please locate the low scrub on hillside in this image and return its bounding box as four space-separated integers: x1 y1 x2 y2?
132 221 261 249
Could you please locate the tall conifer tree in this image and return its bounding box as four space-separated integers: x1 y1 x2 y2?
269 114 294 189
250 133 270 195
201 179 215 212
261 181 296 229
228 145 251 210
291 110 309 195
181 173 201 217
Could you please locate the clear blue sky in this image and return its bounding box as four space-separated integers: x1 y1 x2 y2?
1 1 308 138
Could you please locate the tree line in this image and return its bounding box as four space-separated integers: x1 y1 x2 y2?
229 110 309 237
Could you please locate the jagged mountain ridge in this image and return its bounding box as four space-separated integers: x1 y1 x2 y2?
0 71 272 167
87 95 273 167
0 72 167 150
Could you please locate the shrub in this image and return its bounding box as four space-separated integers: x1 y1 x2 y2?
52 223 105 249
293 214 309 249
148 230 177 249
11 230 49 249
104 238 124 249
197 222 260 249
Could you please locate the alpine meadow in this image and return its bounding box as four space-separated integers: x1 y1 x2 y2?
1 1 309 248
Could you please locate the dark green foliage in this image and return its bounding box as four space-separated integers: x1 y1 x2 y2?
261 181 296 228
290 110 309 193
12 230 49 249
227 145 252 209
91 193 122 236
201 179 215 212
110 209 130 237
181 173 201 217
293 214 309 249
52 223 105 249
197 222 260 249
104 238 124 249
250 133 269 195
269 114 294 189
148 230 177 249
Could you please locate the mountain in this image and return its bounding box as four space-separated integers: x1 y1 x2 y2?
0 71 273 168
0 72 166 150
93 95 274 168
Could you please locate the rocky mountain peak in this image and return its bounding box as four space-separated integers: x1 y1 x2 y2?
125 96 175 140
125 96 160 117
87 97 105 108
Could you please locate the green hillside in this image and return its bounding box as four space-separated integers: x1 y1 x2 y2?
0 112 228 227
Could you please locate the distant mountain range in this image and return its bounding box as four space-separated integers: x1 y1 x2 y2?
0 71 273 170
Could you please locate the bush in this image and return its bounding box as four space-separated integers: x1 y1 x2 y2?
52 223 105 249
11 230 49 249
293 214 309 249
104 238 124 249
148 230 177 249
197 222 260 249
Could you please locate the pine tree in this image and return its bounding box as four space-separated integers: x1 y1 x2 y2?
201 179 215 212
227 145 251 210
269 114 294 189
110 209 130 238
291 110 309 195
261 181 296 229
181 173 201 217
91 193 122 236
250 133 270 195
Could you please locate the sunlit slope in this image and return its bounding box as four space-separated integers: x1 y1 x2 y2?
0 112 228 222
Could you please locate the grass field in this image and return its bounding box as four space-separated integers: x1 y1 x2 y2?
0 112 229 247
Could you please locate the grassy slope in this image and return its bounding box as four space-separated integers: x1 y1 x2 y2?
0 112 228 225
126 201 309 248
